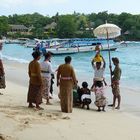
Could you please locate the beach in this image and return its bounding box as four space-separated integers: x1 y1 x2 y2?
0 60 140 140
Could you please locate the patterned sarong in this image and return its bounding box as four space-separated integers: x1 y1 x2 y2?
41 77 51 99
0 76 6 89
27 84 42 104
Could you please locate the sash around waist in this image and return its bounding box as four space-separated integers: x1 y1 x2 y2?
61 77 72 80
41 70 50 73
94 77 103 81
31 73 37 77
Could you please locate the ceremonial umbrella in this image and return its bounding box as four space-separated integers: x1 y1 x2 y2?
93 23 121 82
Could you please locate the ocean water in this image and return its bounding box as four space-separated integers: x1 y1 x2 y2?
2 42 140 91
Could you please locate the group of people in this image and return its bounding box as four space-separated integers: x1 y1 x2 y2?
0 39 122 113
27 44 121 113
0 40 122 113
27 51 54 110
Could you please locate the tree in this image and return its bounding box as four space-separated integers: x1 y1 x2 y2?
56 15 77 38
0 16 9 36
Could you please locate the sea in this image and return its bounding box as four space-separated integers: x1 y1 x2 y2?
2 42 140 91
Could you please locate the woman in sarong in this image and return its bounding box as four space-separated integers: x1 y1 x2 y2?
92 81 107 112
57 56 77 113
40 52 54 104
27 51 43 110
0 41 6 94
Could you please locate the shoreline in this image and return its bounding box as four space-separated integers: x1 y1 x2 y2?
4 58 140 91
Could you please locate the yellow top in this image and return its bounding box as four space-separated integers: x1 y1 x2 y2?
93 54 103 62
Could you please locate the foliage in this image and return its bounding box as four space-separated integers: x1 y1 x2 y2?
56 15 77 38
0 16 10 36
0 12 140 40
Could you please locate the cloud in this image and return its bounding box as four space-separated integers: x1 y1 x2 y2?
0 0 24 8
28 0 67 7
0 0 67 8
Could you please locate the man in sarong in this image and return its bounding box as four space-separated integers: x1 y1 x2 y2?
109 57 122 109
57 56 77 113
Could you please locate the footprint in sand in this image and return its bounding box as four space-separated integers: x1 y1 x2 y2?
0 134 17 140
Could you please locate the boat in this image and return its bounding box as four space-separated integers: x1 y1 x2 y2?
43 38 121 55
25 38 60 48
5 38 30 45
26 38 121 55
45 43 118 55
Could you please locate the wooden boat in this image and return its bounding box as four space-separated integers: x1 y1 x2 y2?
27 38 122 55
45 43 118 55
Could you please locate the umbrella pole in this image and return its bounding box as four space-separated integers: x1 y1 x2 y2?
107 30 112 84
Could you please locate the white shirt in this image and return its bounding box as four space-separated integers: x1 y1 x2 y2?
81 94 91 101
92 64 105 81
40 61 54 79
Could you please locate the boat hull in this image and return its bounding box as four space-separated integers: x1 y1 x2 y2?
46 44 117 55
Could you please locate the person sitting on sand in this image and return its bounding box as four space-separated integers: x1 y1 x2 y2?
78 82 91 110
27 51 43 110
73 85 81 107
92 81 107 112
108 57 122 109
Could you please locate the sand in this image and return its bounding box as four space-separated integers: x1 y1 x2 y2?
0 60 140 140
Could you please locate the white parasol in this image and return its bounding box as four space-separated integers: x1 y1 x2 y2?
93 23 121 82
94 23 121 39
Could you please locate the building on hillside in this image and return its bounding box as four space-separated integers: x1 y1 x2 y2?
44 22 57 32
10 25 28 32
8 24 29 35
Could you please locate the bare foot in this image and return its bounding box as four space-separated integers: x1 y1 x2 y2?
115 106 120 110
36 106 44 110
108 104 114 107
49 96 53 99
28 105 35 108
46 102 52 105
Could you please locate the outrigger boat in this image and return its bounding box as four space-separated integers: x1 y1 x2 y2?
27 38 122 55
46 38 123 55
46 43 118 55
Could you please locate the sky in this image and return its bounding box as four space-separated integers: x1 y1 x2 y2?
0 0 140 16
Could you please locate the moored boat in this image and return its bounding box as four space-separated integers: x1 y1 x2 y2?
45 43 118 55
26 38 121 55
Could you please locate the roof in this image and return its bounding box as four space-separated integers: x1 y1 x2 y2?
10 25 28 30
44 22 57 30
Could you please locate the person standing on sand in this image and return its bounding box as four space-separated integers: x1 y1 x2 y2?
0 41 6 95
108 57 122 109
91 55 106 89
40 52 54 105
27 51 43 110
57 56 77 113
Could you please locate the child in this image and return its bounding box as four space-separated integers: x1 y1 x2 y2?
73 85 81 107
92 81 107 112
78 82 91 110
